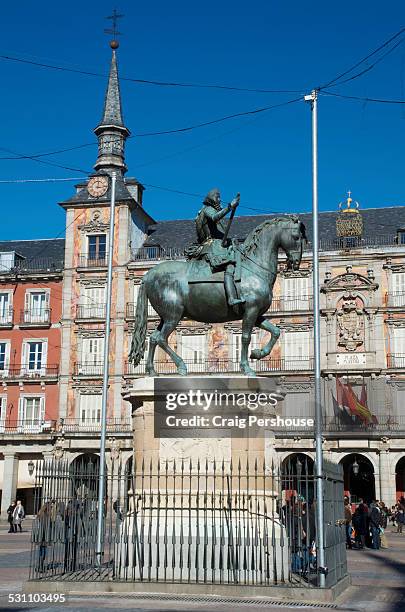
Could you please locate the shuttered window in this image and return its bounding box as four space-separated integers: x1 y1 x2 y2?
82 286 106 317
181 334 206 372
18 396 45 432
80 394 102 425
231 332 259 370
392 273 405 307
392 327 405 366
0 396 6 431
283 331 311 370
284 277 310 310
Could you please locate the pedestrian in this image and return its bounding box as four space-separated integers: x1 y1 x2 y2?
7 501 16 533
344 496 353 549
396 503 405 534
352 503 367 549
369 500 381 549
12 500 25 533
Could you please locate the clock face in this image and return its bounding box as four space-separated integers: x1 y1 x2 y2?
87 176 109 198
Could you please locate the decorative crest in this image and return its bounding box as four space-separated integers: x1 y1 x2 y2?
339 190 360 214
336 191 363 237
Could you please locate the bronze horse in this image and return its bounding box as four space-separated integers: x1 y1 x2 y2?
130 216 307 376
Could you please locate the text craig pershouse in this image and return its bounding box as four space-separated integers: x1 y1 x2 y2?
154 377 313 438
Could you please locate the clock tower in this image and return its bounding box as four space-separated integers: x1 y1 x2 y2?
93 40 130 175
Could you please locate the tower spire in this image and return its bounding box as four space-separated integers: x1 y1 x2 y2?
94 12 130 175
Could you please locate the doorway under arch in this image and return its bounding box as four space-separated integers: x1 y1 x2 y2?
281 453 314 502
395 456 405 501
340 453 375 504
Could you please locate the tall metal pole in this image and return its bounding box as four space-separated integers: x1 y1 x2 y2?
305 89 326 586
96 170 117 568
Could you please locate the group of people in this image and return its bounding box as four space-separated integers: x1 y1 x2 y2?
344 496 405 550
6 500 25 533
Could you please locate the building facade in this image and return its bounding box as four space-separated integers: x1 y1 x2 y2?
1 45 404 515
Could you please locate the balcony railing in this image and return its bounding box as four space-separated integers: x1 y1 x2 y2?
0 365 59 379
280 415 405 436
131 234 401 262
387 354 405 368
59 417 132 433
76 304 106 320
0 307 13 326
74 362 104 376
386 292 405 308
268 296 313 312
0 257 64 275
78 254 108 268
0 419 56 434
20 308 51 326
125 357 314 376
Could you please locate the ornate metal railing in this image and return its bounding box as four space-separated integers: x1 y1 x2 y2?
126 302 157 318
124 357 314 376
77 254 108 268
76 305 106 320
0 365 59 379
268 296 313 312
20 308 51 325
0 257 64 274
59 417 132 433
74 362 104 377
29 456 346 588
387 354 405 368
0 419 57 434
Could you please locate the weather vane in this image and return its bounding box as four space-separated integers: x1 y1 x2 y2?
105 9 124 49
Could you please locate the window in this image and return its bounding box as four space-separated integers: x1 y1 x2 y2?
24 290 49 323
391 327 405 367
18 396 44 432
392 273 405 307
181 334 206 372
0 292 12 325
284 277 311 310
0 342 10 375
81 337 104 374
80 394 101 425
134 282 156 317
81 285 106 318
88 234 106 262
22 341 47 374
283 331 311 370
0 396 6 431
397 231 405 245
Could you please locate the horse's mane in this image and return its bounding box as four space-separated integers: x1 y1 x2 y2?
242 215 300 255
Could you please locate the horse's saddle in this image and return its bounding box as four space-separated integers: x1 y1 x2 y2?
187 249 242 284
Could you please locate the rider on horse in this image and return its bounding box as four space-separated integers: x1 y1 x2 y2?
185 188 245 307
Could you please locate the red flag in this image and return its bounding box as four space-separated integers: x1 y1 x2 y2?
360 381 378 424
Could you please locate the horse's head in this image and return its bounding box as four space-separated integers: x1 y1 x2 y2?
278 215 307 271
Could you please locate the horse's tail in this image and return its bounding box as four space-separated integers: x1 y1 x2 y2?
129 280 148 366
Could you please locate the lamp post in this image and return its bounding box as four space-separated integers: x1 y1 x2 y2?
96 171 117 569
352 456 360 477
304 89 326 587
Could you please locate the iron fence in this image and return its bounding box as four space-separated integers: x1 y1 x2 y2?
29 456 346 589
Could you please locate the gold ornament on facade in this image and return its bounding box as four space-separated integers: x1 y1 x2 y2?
336 191 363 237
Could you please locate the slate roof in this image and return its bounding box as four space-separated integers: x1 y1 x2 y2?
144 206 405 251
0 238 65 272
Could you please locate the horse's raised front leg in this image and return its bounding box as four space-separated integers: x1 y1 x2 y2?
154 318 187 376
240 308 259 377
250 316 280 360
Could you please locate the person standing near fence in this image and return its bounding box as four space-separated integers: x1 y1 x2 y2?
344 497 352 549
12 500 25 532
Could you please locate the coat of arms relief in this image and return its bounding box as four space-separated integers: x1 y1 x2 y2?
336 293 365 351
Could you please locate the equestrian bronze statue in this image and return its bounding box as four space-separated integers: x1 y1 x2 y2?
129 189 307 376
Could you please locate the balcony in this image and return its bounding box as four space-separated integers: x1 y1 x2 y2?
280 415 405 437
76 304 106 321
78 254 108 269
0 307 13 327
19 308 51 328
386 292 405 308
0 419 56 435
59 417 132 434
124 357 313 376
387 354 405 369
126 302 158 319
268 296 313 313
0 365 59 381
74 362 104 377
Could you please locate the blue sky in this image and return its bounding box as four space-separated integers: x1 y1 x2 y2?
1 1 404 239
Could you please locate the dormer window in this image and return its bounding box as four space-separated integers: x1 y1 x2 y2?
397 230 405 245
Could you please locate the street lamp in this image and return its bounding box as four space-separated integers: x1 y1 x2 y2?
352 457 359 477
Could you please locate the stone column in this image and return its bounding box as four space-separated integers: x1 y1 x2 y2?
379 446 397 506
1 453 19 518
132 400 160 469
